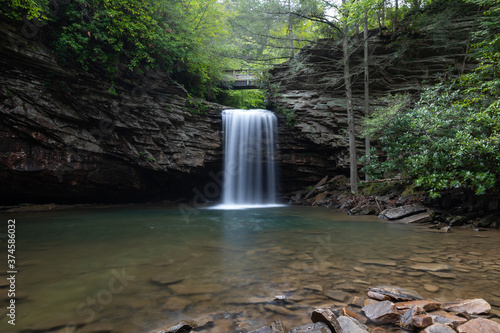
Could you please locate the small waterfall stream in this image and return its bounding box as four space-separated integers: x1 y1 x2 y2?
220 109 279 208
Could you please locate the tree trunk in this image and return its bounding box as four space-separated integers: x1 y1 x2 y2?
342 0 358 193
381 0 385 27
288 0 294 58
363 9 370 181
394 0 399 33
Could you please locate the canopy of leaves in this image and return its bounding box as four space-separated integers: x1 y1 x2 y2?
1 0 234 98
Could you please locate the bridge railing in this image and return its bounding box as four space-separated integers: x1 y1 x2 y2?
222 69 261 89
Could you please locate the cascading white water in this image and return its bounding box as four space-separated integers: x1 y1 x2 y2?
220 109 279 208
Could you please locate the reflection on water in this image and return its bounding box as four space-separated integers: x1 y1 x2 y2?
1 205 499 332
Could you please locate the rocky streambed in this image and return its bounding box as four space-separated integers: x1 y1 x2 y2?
283 175 500 231
153 286 500 333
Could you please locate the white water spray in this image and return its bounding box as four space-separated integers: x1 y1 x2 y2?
219 109 279 209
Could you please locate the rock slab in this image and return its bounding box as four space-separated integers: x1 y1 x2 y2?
361 300 401 324
443 298 491 315
422 323 457 333
400 305 427 330
311 308 343 332
337 316 368 333
290 322 332 333
368 286 423 301
379 204 427 220
457 317 500 333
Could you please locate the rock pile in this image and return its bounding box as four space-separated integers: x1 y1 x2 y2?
284 175 500 229
153 286 500 333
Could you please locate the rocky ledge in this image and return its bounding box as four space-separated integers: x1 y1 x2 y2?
154 285 500 333
0 21 225 204
283 175 500 230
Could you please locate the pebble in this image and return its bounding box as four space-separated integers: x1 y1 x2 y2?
424 284 440 293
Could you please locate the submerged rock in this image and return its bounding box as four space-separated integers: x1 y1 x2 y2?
150 274 184 286
264 304 296 316
169 283 223 295
409 263 452 272
325 290 349 302
151 320 197 333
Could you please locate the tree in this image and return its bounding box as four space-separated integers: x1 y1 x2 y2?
342 0 359 193
363 8 370 181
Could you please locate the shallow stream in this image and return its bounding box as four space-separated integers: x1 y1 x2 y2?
1 205 499 332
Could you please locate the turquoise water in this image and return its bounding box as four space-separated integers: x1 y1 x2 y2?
0 205 499 332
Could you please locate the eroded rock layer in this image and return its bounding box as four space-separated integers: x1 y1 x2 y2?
0 22 223 204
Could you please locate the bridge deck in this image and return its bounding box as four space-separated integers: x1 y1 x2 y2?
223 70 260 90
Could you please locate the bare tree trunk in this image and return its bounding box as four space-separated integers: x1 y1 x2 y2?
364 9 370 181
381 0 385 27
288 0 294 58
394 0 399 33
342 0 358 193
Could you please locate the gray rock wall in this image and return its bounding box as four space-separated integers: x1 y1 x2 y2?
0 22 224 204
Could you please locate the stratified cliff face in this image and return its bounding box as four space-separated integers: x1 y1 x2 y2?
272 16 477 193
0 22 223 204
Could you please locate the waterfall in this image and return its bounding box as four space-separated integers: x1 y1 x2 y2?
219 109 279 208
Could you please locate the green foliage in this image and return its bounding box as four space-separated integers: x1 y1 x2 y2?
364 82 499 198
361 93 412 138
186 95 212 115
0 0 49 20
53 0 188 76
359 147 384 180
1 0 235 97
277 105 297 126
360 0 500 198
216 89 266 109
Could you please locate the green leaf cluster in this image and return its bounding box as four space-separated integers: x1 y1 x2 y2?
1 0 235 98
0 0 49 20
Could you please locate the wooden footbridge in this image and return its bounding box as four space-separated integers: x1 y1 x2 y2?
222 69 260 90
